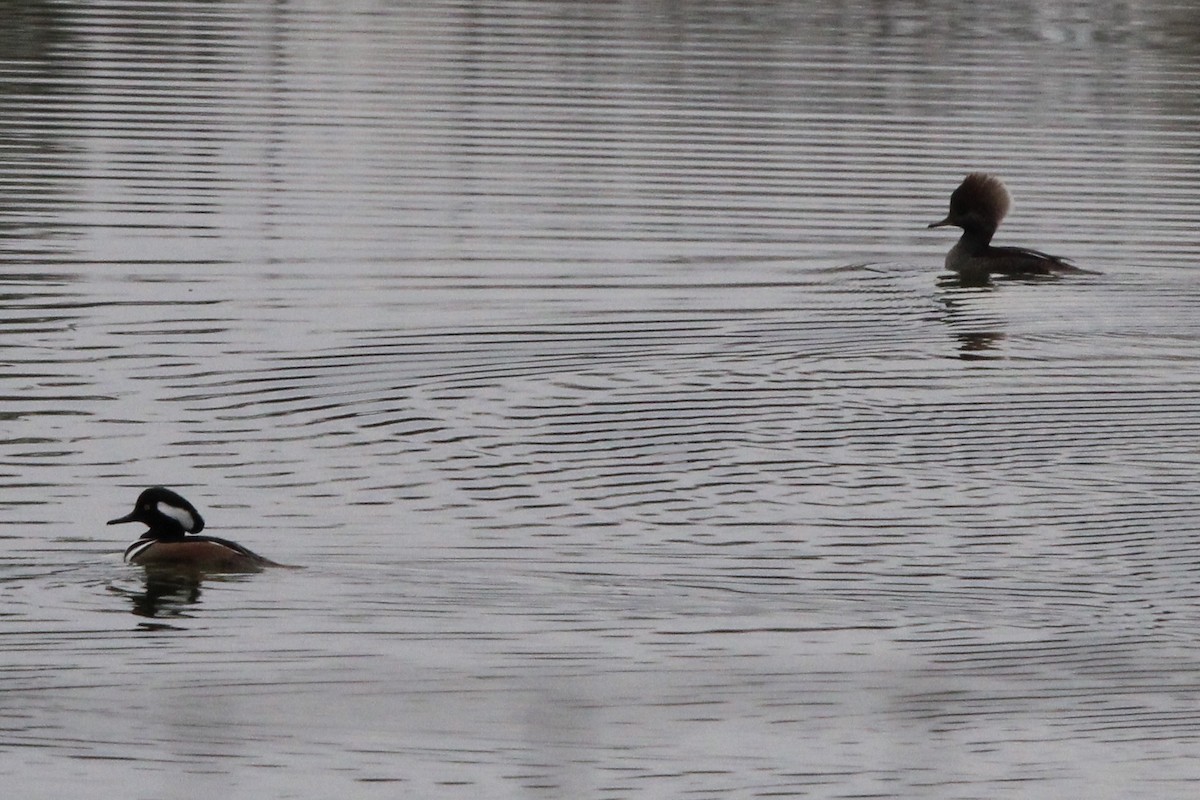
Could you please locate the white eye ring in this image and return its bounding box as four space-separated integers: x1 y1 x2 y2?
157 501 197 532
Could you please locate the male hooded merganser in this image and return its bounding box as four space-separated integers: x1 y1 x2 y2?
109 487 280 572
928 173 1082 283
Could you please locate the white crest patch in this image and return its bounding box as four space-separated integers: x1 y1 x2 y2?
157 501 197 532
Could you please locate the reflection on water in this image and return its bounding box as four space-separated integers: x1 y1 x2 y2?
2 0 1200 797
124 570 203 619
115 567 268 622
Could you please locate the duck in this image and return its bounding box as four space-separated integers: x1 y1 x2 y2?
928 173 1084 283
109 486 281 572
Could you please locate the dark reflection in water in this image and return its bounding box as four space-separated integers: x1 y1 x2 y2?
122 568 204 619
1 1 1200 798
936 279 1008 359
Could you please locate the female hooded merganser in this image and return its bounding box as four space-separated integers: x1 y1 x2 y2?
109 487 281 572
928 173 1082 283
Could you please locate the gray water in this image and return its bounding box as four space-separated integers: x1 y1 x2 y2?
3 1 1200 798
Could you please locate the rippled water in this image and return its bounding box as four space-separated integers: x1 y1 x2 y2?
3 1 1200 797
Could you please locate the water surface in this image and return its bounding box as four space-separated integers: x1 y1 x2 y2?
2 1 1200 798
